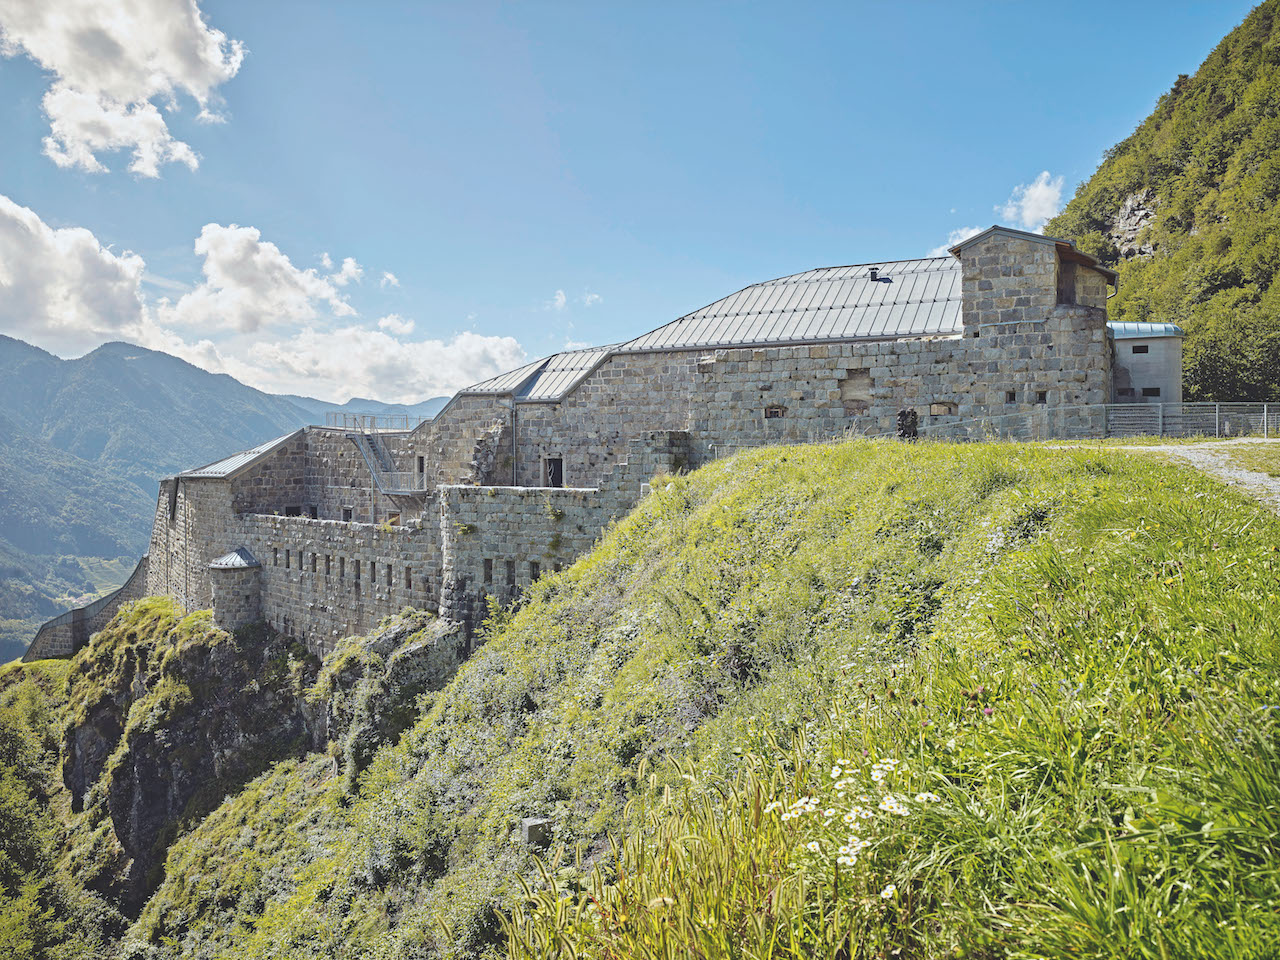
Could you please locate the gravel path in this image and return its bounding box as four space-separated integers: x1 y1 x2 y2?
1119 439 1280 514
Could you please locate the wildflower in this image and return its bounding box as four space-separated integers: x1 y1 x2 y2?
871 768 886 782
842 811 857 825
824 808 837 818
982 707 994 716
881 883 897 899
831 766 843 779
764 801 782 813
915 792 942 803
806 841 821 853
837 855 856 867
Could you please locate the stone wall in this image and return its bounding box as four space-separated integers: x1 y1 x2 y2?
147 477 235 612
237 512 441 655
438 485 607 626
24 554 151 661
209 566 261 632
229 434 306 515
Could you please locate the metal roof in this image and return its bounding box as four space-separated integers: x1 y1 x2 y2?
618 257 963 353
209 547 261 569
180 429 302 479
461 345 616 403
1107 321 1186 340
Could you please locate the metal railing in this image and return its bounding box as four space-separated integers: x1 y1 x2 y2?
324 412 428 432
914 402 1278 442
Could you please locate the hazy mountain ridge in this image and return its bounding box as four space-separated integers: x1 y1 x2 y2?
1047 0 1280 399
0 334 447 658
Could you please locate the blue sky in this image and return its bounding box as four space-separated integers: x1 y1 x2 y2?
0 0 1259 403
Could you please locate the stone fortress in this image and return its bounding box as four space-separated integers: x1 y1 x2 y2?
26 226 1184 660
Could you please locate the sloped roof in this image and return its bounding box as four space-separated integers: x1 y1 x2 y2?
618 258 961 353
949 225 1119 284
209 547 261 569
461 345 615 404
1107 321 1185 339
180 429 302 480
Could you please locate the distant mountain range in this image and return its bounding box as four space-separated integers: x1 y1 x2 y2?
0 334 447 659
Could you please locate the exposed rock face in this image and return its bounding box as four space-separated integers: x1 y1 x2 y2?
60 603 321 912
1109 188 1159 259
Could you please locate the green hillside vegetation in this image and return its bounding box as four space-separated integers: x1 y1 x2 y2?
1047 0 1280 401
1 440 1259 960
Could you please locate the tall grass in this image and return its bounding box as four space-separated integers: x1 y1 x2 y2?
504 444 1280 959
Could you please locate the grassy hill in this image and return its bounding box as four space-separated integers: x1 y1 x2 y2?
1047 0 1280 401
5 439 1277 959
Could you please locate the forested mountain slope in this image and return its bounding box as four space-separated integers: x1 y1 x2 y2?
1047 0 1280 400
4 439 1278 959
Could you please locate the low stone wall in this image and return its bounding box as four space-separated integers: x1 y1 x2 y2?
24 555 151 661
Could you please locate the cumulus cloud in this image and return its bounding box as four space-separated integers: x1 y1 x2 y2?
380 271 400 288
0 0 244 177
927 225 984 258
222 327 527 403
158 223 355 333
328 256 362 286
0 192 150 354
0 196 529 403
999 171 1064 233
546 289 567 311
377 313 414 335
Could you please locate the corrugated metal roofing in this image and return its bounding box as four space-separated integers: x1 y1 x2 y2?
617 257 963 353
209 547 261 569
461 346 615 403
180 430 302 479
1107 321 1186 339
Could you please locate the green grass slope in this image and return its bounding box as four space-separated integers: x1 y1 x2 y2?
1047 0 1280 400
115 441 1280 960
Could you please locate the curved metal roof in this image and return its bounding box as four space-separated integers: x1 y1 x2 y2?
617 257 963 353
1107 321 1186 339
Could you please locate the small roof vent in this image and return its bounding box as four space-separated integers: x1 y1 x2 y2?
868 267 879 281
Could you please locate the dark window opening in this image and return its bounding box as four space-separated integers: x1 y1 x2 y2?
325 555 332 576
284 505 302 517
545 457 564 488
1142 387 1161 397
342 506 353 522
1118 387 1136 397
483 558 493 584
764 405 785 419
339 557 345 578
405 567 412 590
417 455 425 473
553 562 563 573
285 549 291 569
1035 391 1047 404
1132 344 1149 354
310 553 317 573
530 561 540 581
973 328 980 338
387 512 401 525
1006 390 1017 403
354 560 361 580
273 547 279 566
308 505 318 519
505 559 516 587
1056 259 1077 305
386 563 392 587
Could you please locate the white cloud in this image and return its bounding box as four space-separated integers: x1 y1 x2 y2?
0 196 529 403
380 271 400 288
999 171 1064 233
377 313 414 335
158 223 354 333
328 256 362 286
215 326 527 403
927 225 984 258
546 289 567 311
564 339 591 350
320 252 334 270
0 0 245 177
0 192 150 354
580 291 602 307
